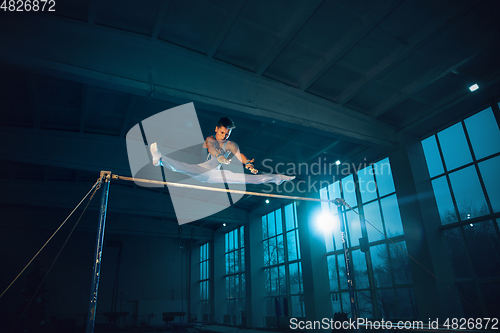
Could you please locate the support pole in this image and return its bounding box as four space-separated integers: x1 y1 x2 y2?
86 171 112 333
335 199 359 333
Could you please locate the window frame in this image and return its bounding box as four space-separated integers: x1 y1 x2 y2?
421 103 500 317
321 158 416 320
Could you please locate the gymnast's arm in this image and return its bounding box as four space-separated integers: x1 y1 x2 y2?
226 141 258 174
205 136 231 164
205 136 219 157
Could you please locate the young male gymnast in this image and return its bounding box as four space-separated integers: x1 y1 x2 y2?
150 117 295 185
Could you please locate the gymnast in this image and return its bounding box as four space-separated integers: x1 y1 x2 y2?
150 117 295 185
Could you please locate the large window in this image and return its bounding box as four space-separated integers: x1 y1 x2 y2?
224 226 245 324
199 242 210 320
262 202 304 318
422 105 500 317
422 106 500 224
320 158 416 319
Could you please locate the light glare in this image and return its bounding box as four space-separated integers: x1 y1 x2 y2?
317 213 338 233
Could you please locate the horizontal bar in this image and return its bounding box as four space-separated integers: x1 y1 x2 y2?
112 174 338 204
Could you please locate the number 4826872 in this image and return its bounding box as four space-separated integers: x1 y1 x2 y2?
1 0 56 11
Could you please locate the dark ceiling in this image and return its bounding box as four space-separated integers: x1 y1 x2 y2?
1 0 499 239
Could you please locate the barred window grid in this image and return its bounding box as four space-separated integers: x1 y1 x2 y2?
262 202 304 317
199 242 210 317
224 226 245 323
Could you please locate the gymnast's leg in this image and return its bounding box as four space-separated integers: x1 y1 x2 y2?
206 169 295 185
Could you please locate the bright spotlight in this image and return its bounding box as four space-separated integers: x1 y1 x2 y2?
335 160 341 165
317 213 338 233
469 84 479 92
222 223 226 227
265 199 270 204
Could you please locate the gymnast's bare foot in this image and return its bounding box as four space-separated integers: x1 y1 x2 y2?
150 142 162 166
276 174 295 185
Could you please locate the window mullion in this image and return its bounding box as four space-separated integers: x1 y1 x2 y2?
435 133 462 222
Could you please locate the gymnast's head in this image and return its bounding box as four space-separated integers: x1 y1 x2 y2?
215 117 235 141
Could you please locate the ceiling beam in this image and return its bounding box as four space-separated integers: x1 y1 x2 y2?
206 0 247 58
29 75 41 129
402 75 500 131
255 0 324 76
336 0 479 105
151 0 171 40
229 123 267 149
268 132 307 157
305 140 341 162
120 95 138 137
0 13 398 147
6 163 14 180
299 0 403 91
80 84 89 133
370 34 499 118
87 0 97 25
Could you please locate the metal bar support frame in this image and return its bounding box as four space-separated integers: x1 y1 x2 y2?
334 198 360 333
86 171 112 333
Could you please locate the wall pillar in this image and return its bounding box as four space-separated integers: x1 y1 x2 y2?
213 228 226 324
389 133 463 320
296 200 332 331
190 244 200 321
247 211 266 327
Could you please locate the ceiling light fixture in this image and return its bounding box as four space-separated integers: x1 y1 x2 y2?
469 84 479 92
335 160 341 165
265 199 270 204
